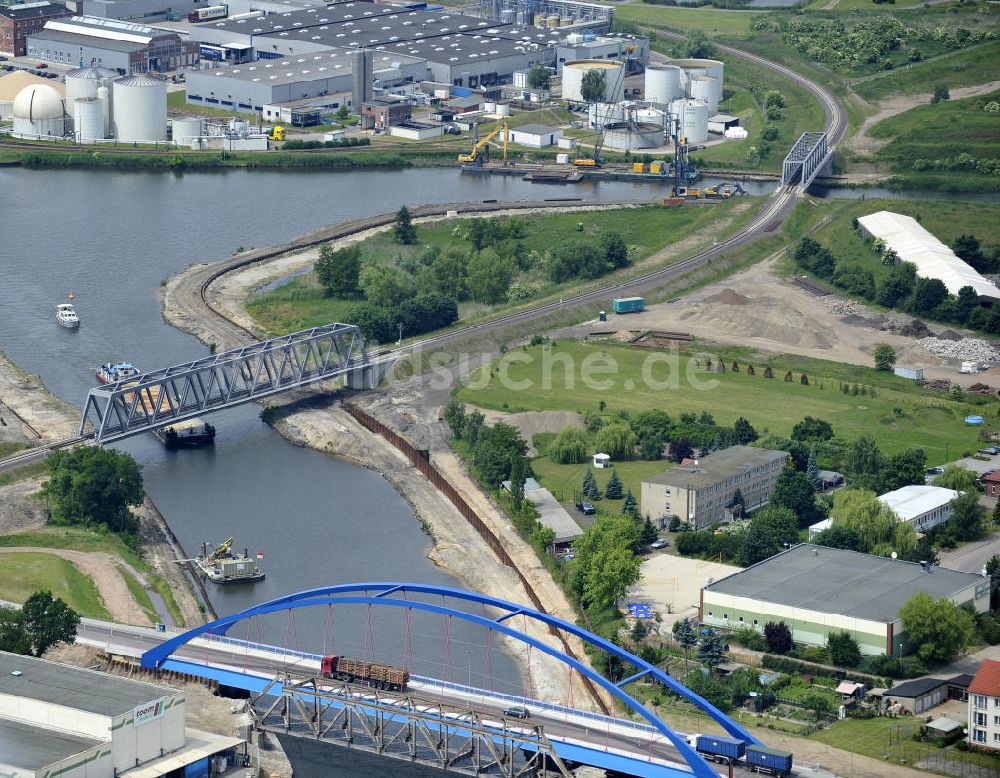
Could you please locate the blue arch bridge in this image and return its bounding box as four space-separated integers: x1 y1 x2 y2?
97 583 800 778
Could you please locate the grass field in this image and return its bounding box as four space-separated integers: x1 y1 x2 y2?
615 3 762 38
119 568 159 623
457 340 992 464
854 41 1000 102
247 203 742 335
0 552 111 619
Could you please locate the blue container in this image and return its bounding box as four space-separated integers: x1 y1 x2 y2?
746 744 793 775
612 296 645 314
696 734 745 761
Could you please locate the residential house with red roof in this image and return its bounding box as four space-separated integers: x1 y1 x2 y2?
968 658 1000 751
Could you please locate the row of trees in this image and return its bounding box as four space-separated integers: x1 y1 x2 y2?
346 293 458 344
0 592 80 657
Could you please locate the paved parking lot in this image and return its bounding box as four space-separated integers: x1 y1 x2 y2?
628 553 742 631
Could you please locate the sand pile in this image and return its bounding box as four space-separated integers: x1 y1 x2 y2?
706 288 750 305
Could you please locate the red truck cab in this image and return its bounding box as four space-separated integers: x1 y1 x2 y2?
320 655 338 676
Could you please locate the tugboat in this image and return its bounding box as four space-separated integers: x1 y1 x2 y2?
154 418 216 448
96 362 141 384
184 537 264 584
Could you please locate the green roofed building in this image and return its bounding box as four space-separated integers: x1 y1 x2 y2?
701 544 990 656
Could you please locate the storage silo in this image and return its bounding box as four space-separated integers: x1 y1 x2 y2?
588 101 624 129
112 73 167 142
679 98 709 143
561 60 625 103
689 75 718 112
12 84 65 139
644 64 681 106
96 85 111 137
495 102 510 116
65 66 118 104
670 58 724 105
74 97 104 141
602 121 663 151
635 106 667 129
172 117 202 146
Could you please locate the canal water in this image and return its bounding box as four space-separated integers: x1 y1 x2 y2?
0 166 687 695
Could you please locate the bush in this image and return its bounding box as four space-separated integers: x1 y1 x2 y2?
730 626 767 651
764 621 793 653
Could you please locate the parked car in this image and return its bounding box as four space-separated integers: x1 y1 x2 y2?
650 538 669 549
978 448 999 456
558 552 575 562
503 706 530 719
35 63 47 68
575 501 595 515
926 466 945 475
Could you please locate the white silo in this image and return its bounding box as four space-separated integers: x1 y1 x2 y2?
65 66 118 104
635 106 667 130
644 64 681 106
561 60 625 103
689 75 718 113
172 117 202 146
112 73 167 143
12 84 65 139
588 101 624 129
74 97 104 141
96 85 111 137
679 98 709 143
670 58 724 105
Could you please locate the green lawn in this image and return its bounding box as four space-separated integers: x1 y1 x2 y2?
616 3 762 38
0 552 111 620
246 203 742 335
812 716 924 763
457 340 991 463
119 568 159 623
854 41 1000 102
532 456 670 508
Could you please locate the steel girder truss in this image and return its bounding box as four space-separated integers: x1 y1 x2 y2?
253 674 572 778
81 324 367 444
781 131 830 187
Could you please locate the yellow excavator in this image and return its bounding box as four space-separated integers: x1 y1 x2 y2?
210 537 234 559
269 125 285 141
458 119 508 165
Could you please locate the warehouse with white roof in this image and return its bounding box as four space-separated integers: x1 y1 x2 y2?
857 211 1000 301
878 484 959 533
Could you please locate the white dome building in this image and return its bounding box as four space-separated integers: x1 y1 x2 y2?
12 84 66 139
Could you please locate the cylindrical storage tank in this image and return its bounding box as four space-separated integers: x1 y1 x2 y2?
670 58 724 105
635 106 666 129
112 73 167 142
533 13 545 25
11 84 65 139
74 97 103 141
679 98 709 143
65 65 118 104
644 64 681 106
602 121 663 151
172 116 202 145
689 75 718 112
495 102 510 117
588 101 624 129
97 85 111 137
561 60 625 103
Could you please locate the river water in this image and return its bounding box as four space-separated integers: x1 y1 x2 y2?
0 165 693 695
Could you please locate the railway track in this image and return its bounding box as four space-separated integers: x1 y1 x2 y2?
0 434 90 473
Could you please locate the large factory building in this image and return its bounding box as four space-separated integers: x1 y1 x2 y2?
27 16 198 72
0 1 71 58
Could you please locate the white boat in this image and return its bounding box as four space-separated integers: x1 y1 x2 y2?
55 303 80 328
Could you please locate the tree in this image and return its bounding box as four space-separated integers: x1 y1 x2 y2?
672 617 698 671
582 470 601 501
508 454 528 509
472 422 527 488
843 435 887 493
827 632 862 667
0 607 30 655
314 243 361 298
601 231 629 269
731 417 758 445
358 264 413 308
953 237 998 274
949 490 986 541
668 438 694 463
467 248 516 305
743 505 798 566
683 29 716 58
393 205 417 244
956 285 979 323
596 421 637 461
463 409 485 447
605 469 624 499
770 467 821 528
791 416 833 442
641 516 658 545
830 488 917 558
911 277 948 315
881 448 927 492
764 621 792 653
806 445 821 489
986 555 1000 610
623 489 640 519
526 63 550 90
444 399 466 439
572 514 642 607
580 69 606 103
697 629 726 669
41 448 143 534
931 84 950 104
428 247 469 299
549 427 589 464
873 343 896 372
899 592 975 663
335 105 351 122
877 262 917 308
933 463 979 492
20 591 80 657
812 523 863 552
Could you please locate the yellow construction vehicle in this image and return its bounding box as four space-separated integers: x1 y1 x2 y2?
212 537 234 558
458 119 508 165
703 186 719 197
269 125 285 141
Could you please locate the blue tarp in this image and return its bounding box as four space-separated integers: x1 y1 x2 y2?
627 603 652 619
966 415 985 425
451 87 473 97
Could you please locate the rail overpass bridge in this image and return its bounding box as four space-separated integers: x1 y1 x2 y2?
79 323 391 445
781 132 832 192
71 583 810 778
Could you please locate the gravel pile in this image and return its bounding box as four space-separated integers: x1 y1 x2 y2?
917 337 1000 362
828 299 867 315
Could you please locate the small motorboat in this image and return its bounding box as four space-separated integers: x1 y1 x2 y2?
55 303 79 328
96 362 141 385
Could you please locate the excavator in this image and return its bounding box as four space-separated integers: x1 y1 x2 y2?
268 125 285 141
458 118 508 165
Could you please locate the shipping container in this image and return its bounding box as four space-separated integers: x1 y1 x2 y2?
893 366 923 380
746 744 793 776
695 734 746 764
613 296 645 314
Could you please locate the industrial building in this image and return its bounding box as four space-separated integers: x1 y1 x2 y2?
640 446 789 530
26 16 198 73
878 484 959 533
0 1 70 57
502 477 583 548
884 677 950 715
77 0 217 23
0 651 245 777
554 33 648 71
508 122 561 146
702 544 990 656
474 0 613 32
969 659 1000 751
857 211 1000 302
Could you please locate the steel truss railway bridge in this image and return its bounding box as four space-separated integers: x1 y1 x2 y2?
80 323 389 444
781 132 832 191
127 582 772 778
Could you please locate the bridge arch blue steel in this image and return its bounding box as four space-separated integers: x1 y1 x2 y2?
142 583 761 778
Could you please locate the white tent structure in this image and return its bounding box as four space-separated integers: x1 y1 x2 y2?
857 211 1000 301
